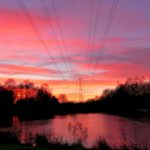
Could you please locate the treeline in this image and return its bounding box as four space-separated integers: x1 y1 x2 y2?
56 77 150 116
0 77 150 121
0 79 59 120
98 77 150 115
15 88 58 119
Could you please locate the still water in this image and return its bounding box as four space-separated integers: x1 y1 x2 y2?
0 113 150 148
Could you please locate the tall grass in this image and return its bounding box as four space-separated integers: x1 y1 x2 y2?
0 131 148 150
0 131 19 144
0 121 149 150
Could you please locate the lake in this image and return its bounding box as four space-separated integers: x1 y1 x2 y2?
0 113 150 148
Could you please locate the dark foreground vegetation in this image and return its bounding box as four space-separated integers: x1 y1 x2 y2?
0 77 150 120
0 131 148 150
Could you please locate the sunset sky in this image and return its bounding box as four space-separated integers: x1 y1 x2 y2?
0 0 150 101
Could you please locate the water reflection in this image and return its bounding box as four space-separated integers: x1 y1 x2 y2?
0 113 150 148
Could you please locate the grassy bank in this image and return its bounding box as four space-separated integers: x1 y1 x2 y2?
0 144 50 150
0 143 148 150
0 131 148 150
0 144 86 150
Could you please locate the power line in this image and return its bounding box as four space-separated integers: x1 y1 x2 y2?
70 0 81 100
88 0 118 86
86 0 96 63
50 0 85 102
41 0 75 80
16 0 73 88
49 0 82 99
97 0 118 60
88 0 101 64
49 0 76 79
85 0 101 99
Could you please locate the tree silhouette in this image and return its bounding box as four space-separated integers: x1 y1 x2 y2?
0 86 14 116
4 78 16 88
58 94 68 103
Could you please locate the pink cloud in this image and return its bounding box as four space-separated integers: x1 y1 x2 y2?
77 61 150 82
0 63 59 75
